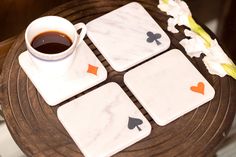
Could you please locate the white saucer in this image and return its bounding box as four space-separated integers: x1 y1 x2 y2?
87 2 170 72
19 41 107 106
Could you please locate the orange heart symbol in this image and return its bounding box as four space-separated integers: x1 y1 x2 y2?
191 82 205 95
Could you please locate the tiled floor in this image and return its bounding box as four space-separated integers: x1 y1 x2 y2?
0 123 26 157
217 117 236 157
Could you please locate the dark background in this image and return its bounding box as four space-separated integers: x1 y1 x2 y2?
0 0 235 61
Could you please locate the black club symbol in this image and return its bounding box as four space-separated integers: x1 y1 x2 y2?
146 31 162 45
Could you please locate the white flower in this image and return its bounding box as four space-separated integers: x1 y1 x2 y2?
180 29 208 57
158 0 236 79
180 33 234 77
158 0 191 33
203 40 234 77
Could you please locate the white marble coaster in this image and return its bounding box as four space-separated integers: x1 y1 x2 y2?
87 2 170 72
124 49 215 126
57 82 151 157
18 41 107 106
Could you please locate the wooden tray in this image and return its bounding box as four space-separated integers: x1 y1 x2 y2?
1 0 236 156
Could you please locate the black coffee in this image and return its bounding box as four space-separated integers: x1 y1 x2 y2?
31 31 72 54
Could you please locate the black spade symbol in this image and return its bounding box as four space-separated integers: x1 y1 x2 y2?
146 31 162 45
128 117 143 131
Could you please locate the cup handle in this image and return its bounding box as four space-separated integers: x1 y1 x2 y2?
74 23 87 45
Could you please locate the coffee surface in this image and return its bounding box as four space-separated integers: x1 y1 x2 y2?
31 31 72 54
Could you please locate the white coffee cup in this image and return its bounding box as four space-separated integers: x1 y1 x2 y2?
25 16 87 76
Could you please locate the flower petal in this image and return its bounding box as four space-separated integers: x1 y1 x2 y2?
180 29 208 57
203 56 227 77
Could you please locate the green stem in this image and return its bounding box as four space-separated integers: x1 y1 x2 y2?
222 63 236 80
162 0 169 4
188 16 212 47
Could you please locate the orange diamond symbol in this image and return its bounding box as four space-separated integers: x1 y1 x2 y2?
87 64 98 76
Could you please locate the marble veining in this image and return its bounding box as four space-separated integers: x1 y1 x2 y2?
124 49 215 126
18 41 107 106
87 2 170 72
57 82 151 157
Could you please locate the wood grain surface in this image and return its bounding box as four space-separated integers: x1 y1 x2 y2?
1 0 236 157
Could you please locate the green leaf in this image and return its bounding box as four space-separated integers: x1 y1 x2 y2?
188 16 212 47
222 63 236 80
162 0 169 4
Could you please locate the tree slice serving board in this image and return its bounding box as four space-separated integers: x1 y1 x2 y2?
1 0 236 157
